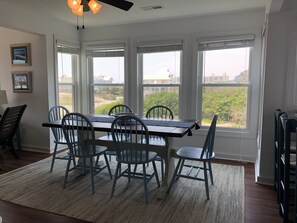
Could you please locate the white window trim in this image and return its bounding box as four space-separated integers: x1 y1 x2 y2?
194 34 261 138
83 40 129 114
54 39 80 111
136 40 184 117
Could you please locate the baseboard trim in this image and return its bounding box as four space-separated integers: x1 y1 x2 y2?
256 176 274 186
215 152 255 163
21 146 50 154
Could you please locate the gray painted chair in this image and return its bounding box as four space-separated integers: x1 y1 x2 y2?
62 113 112 194
99 104 133 161
110 115 160 204
167 115 218 200
48 105 73 172
144 105 174 180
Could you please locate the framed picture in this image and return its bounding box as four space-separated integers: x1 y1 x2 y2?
12 71 32 93
10 43 31 66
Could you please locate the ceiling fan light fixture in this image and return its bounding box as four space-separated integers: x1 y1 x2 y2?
72 4 84 16
67 0 133 30
88 0 102 14
67 0 82 10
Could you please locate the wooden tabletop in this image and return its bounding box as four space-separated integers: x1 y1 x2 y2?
42 116 200 138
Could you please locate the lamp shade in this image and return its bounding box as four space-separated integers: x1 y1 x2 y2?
72 5 84 16
0 90 8 105
88 0 102 14
67 0 82 9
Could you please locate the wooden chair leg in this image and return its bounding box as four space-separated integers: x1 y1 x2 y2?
160 158 164 181
111 162 120 198
152 160 160 187
50 143 58 172
143 163 148 205
203 161 210 200
8 140 18 159
90 158 95 194
103 153 113 180
167 158 182 193
63 157 72 189
208 161 214 185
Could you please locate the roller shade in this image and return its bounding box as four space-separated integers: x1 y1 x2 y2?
137 41 183 53
198 35 255 51
56 41 80 54
86 45 125 57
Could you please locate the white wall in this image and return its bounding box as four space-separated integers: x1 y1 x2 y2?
257 9 297 185
80 9 265 162
0 2 79 152
0 27 49 151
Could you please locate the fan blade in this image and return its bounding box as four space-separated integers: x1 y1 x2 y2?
99 0 133 11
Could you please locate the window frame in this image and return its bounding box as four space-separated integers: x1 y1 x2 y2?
136 40 183 118
55 40 80 112
85 43 128 114
196 35 255 132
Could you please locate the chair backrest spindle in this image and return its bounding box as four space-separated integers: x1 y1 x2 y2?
201 115 218 159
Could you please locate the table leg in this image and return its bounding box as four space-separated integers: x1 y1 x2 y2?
156 137 175 199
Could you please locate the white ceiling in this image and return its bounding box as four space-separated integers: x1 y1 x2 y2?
8 0 272 28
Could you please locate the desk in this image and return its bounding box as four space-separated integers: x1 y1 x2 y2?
42 115 200 199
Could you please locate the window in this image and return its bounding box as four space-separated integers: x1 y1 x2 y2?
56 41 79 112
198 36 254 129
137 41 182 117
87 45 125 114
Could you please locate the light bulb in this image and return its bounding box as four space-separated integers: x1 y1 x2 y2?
72 4 84 16
67 0 82 9
88 0 102 14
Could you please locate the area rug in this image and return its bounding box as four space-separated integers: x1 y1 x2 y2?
0 157 244 223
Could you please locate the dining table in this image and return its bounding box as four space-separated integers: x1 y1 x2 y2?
42 114 200 199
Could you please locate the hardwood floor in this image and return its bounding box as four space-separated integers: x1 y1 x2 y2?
0 150 281 223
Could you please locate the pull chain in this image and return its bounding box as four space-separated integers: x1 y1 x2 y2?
82 13 85 29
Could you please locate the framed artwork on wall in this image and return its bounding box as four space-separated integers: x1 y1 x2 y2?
12 71 32 93
10 43 31 66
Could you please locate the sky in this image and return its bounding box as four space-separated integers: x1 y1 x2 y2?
204 47 250 79
58 47 250 82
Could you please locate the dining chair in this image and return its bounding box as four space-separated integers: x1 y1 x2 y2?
167 115 218 200
278 114 297 223
110 115 160 204
0 104 27 159
48 105 75 172
274 109 283 195
99 104 133 161
62 113 112 194
144 105 174 180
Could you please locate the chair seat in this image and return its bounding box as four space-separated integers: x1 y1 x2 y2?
55 136 78 144
106 150 117 156
177 147 215 161
54 137 68 144
99 135 129 159
98 135 113 141
148 137 166 146
139 136 166 146
118 150 157 164
73 145 107 158
99 134 130 142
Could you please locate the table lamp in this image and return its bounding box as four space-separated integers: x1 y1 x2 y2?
0 90 8 114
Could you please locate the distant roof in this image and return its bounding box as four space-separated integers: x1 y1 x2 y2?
144 68 173 80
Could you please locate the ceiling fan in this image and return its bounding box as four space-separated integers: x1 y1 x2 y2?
92 0 133 11
68 0 133 15
67 0 133 29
